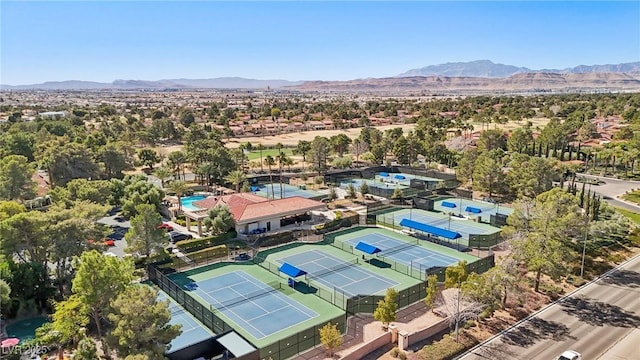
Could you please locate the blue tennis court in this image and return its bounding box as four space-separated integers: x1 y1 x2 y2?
381 208 500 238
157 290 214 353
278 249 398 296
185 270 318 340
251 183 324 199
342 232 459 271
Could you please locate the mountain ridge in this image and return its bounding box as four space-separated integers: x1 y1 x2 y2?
397 60 640 78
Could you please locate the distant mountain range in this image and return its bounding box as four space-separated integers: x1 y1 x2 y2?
292 72 640 93
397 60 640 78
0 77 303 90
2 60 639 91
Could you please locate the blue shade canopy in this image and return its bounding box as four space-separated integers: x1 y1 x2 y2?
399 218 461 240
379 172 389 177
394 174 406 180
465 206 482 214
441 201 456 208
279 263 307 278
355 241 381 254
250 186 259 192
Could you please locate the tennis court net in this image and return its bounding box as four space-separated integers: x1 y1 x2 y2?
210 281 282 312
380 239 419 256
305 258 359 281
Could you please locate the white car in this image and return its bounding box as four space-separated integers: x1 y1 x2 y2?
557 350 582 360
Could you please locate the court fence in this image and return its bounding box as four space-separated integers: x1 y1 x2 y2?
326 227 496 283
370 212 504 249
147 265 346 360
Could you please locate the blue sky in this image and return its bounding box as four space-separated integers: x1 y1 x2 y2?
1 1 639 84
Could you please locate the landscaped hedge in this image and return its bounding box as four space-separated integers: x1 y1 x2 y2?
258 232 295 248
175 231 237 252
183 244 228 262
313 218 353 234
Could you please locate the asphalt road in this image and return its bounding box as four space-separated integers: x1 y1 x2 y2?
576 174 640 212
458 253 640 360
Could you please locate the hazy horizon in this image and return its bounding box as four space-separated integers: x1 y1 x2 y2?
2 1 639 85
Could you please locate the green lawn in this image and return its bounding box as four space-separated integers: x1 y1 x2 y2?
615 207 640 225
246 148 294 161
621 190 640 205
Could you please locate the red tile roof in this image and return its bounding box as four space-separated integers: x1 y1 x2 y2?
191 193 324 223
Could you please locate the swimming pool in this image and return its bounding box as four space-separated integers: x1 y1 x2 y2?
181 195 207 211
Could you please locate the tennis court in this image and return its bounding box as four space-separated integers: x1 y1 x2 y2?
277 249 398 296
376 172 442 184
379 208 501 239
185 270 318 340
340 178 409 190
433 198 514 217
342 231 459 271
156 289 215 353
251 183 324 200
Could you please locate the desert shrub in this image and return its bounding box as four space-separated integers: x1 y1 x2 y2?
398 351 407 360
390 347 399 358
419 333 469 360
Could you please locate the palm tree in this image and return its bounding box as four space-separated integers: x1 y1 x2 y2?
256 143 264 173
153 166 172 188
167 180 189 211
264 155 276 199
277 151 289 198
225 170 246 193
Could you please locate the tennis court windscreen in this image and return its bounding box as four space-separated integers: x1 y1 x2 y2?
305 258 359 281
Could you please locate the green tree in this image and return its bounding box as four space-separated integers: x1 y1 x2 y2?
330 133 351 157
477 129 507 151
203 205 235 235
125 204 166 261
507 188 581 292
167 180 188 211
264 155 276 198
37 139 101 187
391 186 403 200
506 154 558 198
224 170 246 193
373 288 399 327
319 322 343 357
309 136 331 176
346 183 357 199
73 337 98 360
425 274 438 309
0 155 36 200
36 295 89 356
108 286 181 359
455 149 478 186
137 149 161 170
98 142 128 178
472 150 506 197
0 200 25 221
359 181 370 196
507 127 533 153
256 143 265 172
392 136 411 165
295 140 312 170
167 151 188 180
153 166 172 188
72 250 134 339
121 176 164 217
444 261 468 289
0 278 10 312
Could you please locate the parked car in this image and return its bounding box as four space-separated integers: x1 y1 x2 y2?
168 231 193 243
557 350 582 360
158 223 174 231
234 253 251 261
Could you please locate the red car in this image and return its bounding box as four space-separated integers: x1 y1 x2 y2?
158 223 174 231
89 239 115 247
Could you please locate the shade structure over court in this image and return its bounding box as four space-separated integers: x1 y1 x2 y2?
441 201 457 208
279 262 307 278
399 218 461 240
354 242 381 254
465 206 482 214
